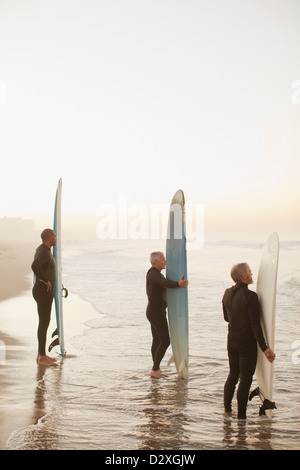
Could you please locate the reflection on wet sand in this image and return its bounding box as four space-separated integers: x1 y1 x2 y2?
28 361 67 450
138 377 189 450
222 416 273 450
6 360 65 450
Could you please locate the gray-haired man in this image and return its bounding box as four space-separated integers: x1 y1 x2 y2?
146 251 188 378
223 263 275 419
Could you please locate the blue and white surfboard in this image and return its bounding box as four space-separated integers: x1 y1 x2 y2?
49 178 67 356
166 190 189 379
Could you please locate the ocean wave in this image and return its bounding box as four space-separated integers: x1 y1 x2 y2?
205 240 262 249
278 277 300 300
6 412 55 450
205 239 300 251
279 241 300 250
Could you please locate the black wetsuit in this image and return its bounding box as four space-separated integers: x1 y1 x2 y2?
222 283 268 419
146 267 179 371
31 244 56 356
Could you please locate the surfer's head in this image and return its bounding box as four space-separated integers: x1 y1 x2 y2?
231 263 253 285
150 251 166 271
41 228 57 247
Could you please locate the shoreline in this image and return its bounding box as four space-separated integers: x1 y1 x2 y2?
0 288 100 450
0 242 37 449
1 240 300 450
0 242 101 449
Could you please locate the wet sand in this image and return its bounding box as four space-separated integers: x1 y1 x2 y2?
0 242 99 449
0 332 47 449
0 242 38 449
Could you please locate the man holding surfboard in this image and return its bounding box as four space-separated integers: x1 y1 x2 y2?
146 251 188 378
31 228 57 366
222 263 275 419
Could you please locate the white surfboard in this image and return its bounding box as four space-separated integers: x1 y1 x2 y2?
253 232 279 417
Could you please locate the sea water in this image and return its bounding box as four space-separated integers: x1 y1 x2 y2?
6 238 300 450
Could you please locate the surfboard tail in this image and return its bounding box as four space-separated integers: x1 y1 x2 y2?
167 355 188 379
249 386 277 417
167 355 175 366
178 360 188 380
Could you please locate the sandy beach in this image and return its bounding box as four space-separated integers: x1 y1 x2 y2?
0 243 34 302
0 242 101 450
0 242 40 449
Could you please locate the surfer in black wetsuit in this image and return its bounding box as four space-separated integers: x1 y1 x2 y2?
222 263 276 419
31 229 57 366
146 252 188 378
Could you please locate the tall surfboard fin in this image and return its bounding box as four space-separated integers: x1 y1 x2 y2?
249 386 277 416
167 355 175 366
48 337 60 352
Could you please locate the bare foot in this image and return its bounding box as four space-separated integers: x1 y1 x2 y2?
150 369 161 378
46 355 57 363
36 354 57 364
37 355 58 366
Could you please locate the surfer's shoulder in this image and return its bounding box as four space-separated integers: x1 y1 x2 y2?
146 267 165 286
147 267 160 276
34 243 50 257
244 287 259 303
223 285 236 296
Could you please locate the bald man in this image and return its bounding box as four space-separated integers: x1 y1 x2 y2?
31 229 57 366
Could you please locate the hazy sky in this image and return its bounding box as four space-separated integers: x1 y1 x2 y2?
0 0 299 240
